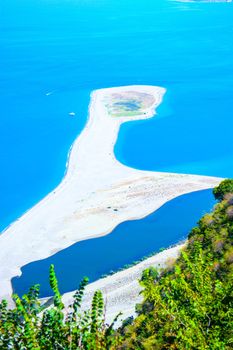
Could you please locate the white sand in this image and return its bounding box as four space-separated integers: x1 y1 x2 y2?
0 85 221 302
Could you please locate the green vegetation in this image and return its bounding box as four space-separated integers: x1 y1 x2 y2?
105 91 154 117
0 266 121 349
0 180 233 349
213 178 233 201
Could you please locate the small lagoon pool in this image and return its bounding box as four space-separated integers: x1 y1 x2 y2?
12 189 216 297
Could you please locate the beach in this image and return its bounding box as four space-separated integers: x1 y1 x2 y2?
0 85 221 302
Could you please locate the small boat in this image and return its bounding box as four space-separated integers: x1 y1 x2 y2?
69 112 76 117
45 90 55 96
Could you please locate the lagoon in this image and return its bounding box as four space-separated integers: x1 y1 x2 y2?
12 189 216 297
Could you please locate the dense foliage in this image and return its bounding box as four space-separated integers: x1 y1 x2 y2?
0 179 232 349
213 179 233 201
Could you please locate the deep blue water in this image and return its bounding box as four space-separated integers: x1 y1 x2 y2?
12 189 216 297
0 0 232 231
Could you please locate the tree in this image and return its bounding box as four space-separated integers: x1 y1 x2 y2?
213 179 233 201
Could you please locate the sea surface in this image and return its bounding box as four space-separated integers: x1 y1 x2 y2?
0 0 232 230
12 189 215 297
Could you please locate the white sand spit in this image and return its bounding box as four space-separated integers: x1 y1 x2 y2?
0 85 221 302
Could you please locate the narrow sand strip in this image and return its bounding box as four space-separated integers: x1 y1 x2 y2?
0 85 221 302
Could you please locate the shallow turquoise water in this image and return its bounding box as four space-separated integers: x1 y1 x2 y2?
0 0 232 230
12 189 215 297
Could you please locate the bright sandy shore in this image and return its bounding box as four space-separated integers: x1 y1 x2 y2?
0 85 221 303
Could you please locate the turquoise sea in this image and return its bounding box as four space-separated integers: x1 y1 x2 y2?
0 0 233 231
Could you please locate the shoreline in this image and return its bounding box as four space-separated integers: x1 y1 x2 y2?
1 90 96 235
60 243 186 326
0 85 221 302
